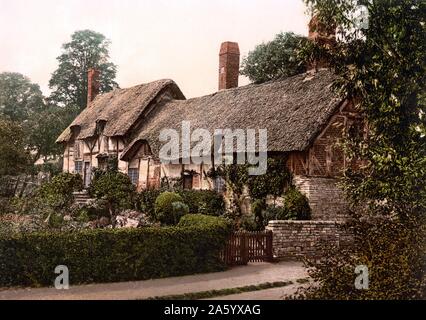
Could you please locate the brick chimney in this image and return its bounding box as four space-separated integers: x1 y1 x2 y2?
218 42 240 90
87 68 100 107
308 14 336 70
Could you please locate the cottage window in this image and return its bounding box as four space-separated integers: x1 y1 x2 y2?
214 176 225 193
98 157 108 171
74 161 83 175
128 168 139 185
74 142 81 159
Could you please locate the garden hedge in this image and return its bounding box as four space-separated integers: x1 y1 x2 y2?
0 219 232 287
178 214 230 228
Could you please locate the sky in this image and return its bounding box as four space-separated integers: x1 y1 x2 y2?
0 0 310 98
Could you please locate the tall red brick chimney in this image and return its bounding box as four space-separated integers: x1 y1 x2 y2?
87 68 100 107
218 42 240 90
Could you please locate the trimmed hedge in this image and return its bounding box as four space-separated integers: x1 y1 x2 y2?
0 220 231 287
178 214 230 228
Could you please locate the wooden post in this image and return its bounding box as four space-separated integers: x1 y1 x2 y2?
241 232 249 265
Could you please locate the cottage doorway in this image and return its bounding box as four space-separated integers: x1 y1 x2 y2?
83 162 91 188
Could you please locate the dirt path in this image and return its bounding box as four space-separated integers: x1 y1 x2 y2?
0 261 307 300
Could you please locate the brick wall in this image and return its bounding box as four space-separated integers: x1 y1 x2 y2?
266 220 351 260
294 175 349 221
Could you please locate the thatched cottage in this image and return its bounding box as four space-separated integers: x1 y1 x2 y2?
56 19 362 220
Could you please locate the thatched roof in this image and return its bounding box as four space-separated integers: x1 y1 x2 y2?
121 69 343 160
56 79 185 143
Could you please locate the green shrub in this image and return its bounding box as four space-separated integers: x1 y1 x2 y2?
154 192 184 225
240 213 260 231
177 190 225 216
282 187 311 220
139 189 225 219
0 220 231 287
170 201 189 224
178 214 231 228
247 157 291 200
296 217 425 300
38 173 83 211
89 168 136 217
138 189 163 216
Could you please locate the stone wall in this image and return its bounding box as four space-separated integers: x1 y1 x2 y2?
293 175 349 221
266 220 352 260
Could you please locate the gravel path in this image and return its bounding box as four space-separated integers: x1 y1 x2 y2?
0 261 307 300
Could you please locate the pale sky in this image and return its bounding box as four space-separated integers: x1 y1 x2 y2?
0 0 310 98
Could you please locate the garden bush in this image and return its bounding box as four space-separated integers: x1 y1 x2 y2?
177 190 225 216
178 214 231 228
89 168 136 217
0 220 232 287
281 187 311 220
139 189 225 218
154 192 185 225
138 189 163 217
38 172 83 211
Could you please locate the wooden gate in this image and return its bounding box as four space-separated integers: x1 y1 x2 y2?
221 230 273 265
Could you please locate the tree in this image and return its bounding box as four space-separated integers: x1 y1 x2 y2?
26 104 80 162
49 30 118 109
0 72 44 122
240 32 308 83
89 168 136 218
0 119 30 176
297 0 426 299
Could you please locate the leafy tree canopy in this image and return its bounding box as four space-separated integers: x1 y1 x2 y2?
0 72 44 122
297 0 426 299
240 32 308 83
49 30 118 109
0 119 31 176
26 104 80 162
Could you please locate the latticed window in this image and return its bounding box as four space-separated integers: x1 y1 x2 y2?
214 176 226 193
128 168 139 185
74 161 83 175
74 141 81 159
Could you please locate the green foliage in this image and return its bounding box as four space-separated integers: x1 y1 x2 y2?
0 222 231 287
171 201 189 222
298 0 426 299
154 192 185 225
38 172 83 211
0 119 31 176
247 158 291 200
178 214 231 229
241 188 311 231
138 189 225 220
297 217 425 299
26 104 79 161
177 190 225 216
240 213 260 231
213 157 292 217
138 188 163 216
0 72 44 123
89 168 136 217
246 199 267 231
281 187 311 220
240 32 308 84
48 30 118 110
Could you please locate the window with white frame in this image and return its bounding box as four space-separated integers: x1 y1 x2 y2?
128 168 139 185
74 161 83 175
